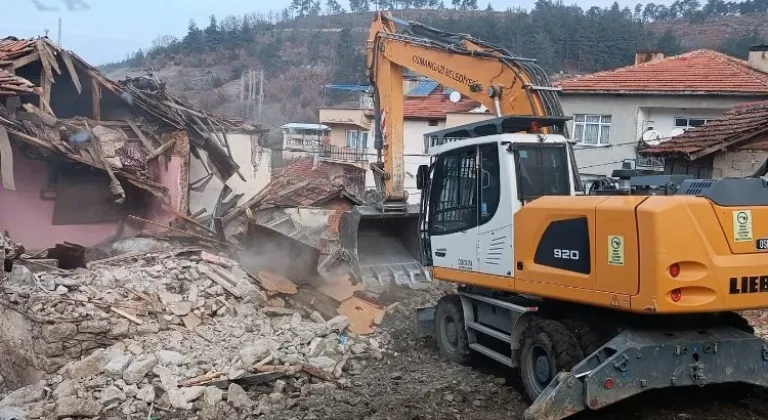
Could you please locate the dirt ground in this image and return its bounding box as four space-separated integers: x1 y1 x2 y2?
265 291 768 420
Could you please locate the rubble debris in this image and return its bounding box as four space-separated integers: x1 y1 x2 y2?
256 271 298 295
0 239 391 419
337 297 386 335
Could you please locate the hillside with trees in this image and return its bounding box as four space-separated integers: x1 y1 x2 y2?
101 0 768 140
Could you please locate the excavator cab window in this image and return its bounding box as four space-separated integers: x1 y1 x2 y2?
479 144 500 224
513 143 570 202
429 146 478 235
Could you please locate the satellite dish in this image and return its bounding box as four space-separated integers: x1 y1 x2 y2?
669 127 686 137
642 129 663 146
449 91 462 103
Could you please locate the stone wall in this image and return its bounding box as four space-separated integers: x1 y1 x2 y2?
712 150 768 178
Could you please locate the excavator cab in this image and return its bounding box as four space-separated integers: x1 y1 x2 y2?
335 116 580 295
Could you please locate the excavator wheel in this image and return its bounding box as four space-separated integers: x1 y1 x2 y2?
519 319 584 403
560 318 608 356
435 295 472 365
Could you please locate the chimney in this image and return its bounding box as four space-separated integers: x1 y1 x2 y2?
748 45 768 74
635 50 665 66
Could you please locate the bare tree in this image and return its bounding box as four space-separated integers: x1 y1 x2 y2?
151 35 180 51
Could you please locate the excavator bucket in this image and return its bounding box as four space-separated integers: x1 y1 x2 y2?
335 204 431 294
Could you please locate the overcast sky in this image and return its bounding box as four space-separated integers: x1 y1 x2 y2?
1 0 671 65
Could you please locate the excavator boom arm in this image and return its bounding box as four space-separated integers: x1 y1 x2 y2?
366 12 564 201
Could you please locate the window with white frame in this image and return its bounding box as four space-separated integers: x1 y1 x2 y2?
345 130 369 149
573 114 611 145
674 117 712 130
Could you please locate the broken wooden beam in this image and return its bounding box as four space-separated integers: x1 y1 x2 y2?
126 215 243 250
147 136 178 160
91 78 101 121
61 50 82 94
161 204 217 236
128 121 157 154
198 264 243 298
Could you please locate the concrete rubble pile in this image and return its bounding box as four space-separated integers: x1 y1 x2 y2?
0 244 384 419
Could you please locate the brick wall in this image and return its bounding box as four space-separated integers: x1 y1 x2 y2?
324 197 355 235
712 150 768 178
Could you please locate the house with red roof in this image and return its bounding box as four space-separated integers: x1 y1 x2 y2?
556 46 768 181
318 80 490 203
639 100 768 179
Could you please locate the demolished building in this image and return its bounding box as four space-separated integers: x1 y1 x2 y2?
0 36 270 250
222 157 365 283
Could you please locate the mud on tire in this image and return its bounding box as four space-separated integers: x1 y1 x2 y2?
561 318 607 356
435 295 472 364
519 319 584 403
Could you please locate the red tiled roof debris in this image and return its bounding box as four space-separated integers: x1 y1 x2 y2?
641 100 768 158
259 158 362 208
0 37 37 61
273 157 331 181
0 68 36 97
556 50 768 95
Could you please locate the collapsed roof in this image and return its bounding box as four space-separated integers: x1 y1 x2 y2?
0 36 259 198
641 100 768 160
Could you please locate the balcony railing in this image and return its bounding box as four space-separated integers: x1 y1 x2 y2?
635 157 665 171
318 145 368 162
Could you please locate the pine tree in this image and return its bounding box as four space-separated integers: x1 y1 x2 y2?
183 19 205 53
326 0 345 14
349 0 371 12
719 28 766 58
333 28 366 84
204 15 221 50
655 28 683 55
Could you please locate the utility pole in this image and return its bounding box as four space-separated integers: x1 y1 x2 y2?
57 17 62 45
257 69 264 123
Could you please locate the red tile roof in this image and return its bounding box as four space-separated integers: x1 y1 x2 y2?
556 50 768 95
259 158 363 208
364 90 480 120
0 37 36 61
641 100 768 158
403 90 480 119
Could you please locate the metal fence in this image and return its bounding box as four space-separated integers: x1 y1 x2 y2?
318 145 367 162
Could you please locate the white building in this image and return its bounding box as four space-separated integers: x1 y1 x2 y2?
364 83 492 204
556 49 768 185
280 123 331 161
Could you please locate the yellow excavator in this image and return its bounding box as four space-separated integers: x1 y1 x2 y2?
337 11 768 420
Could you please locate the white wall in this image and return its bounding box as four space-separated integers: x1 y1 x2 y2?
365 119 445 204
189 132 272 218
645 107 728 136
561 94 768 176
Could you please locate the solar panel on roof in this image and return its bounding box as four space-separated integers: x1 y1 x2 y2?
408 81 439 97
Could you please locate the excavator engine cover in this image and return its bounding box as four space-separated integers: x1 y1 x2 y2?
337 204 431 294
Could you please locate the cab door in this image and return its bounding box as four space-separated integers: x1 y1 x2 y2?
428 145 479 273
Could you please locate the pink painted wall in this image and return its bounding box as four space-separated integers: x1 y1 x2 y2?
0 145 120 249
147 131 188 227
148 154 183 225
0 132 189 250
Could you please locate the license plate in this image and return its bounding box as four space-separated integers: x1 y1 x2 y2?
757 238 768 250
